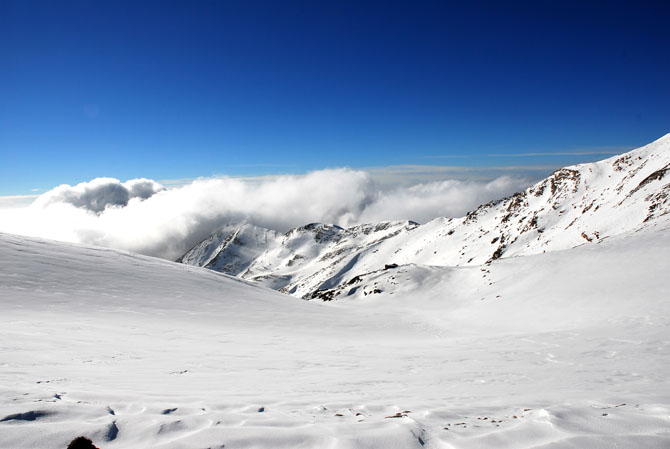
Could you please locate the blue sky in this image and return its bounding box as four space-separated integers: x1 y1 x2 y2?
1 0 669 195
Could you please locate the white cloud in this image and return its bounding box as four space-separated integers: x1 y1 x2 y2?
0 170 530 261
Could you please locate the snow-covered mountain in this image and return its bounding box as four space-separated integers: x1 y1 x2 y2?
180 134 670 299
179 219 420 292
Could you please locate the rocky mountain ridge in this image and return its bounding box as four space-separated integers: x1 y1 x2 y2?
179 134 670 300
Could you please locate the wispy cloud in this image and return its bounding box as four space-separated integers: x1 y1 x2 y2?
0 194 40 209
486 146 631 157
419 146 631 159
365 164 561 174
0 194 40 200
361 164 553 187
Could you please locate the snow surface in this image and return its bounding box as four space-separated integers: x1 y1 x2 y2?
2 219 670 448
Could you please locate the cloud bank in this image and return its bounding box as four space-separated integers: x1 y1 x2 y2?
0 170 530 260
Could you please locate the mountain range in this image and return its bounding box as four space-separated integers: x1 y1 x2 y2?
179 133 670 300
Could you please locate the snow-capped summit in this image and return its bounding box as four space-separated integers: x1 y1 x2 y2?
180 134 670 300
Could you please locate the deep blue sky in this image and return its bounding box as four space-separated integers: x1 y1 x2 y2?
1 0 669 195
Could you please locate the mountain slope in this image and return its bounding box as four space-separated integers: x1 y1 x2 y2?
2 221 670 448
180 134 670 299
180 220 419 292
177 223 281 276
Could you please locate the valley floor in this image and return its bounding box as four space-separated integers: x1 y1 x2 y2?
1 225 669 449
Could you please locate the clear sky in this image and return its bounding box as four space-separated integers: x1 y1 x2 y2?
1 0 669 195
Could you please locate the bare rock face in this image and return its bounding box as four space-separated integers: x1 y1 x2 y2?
179 134 670 300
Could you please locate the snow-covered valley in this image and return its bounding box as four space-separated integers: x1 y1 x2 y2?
1 135 670 448
2 222 670 448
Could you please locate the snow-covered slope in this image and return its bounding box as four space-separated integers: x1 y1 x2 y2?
176 223 281 276
181 134 670 299
180 220 419 292
2 220 670 448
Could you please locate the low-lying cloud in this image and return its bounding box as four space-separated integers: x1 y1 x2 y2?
0 170 530 260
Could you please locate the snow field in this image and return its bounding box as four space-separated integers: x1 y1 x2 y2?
2 221 670 448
